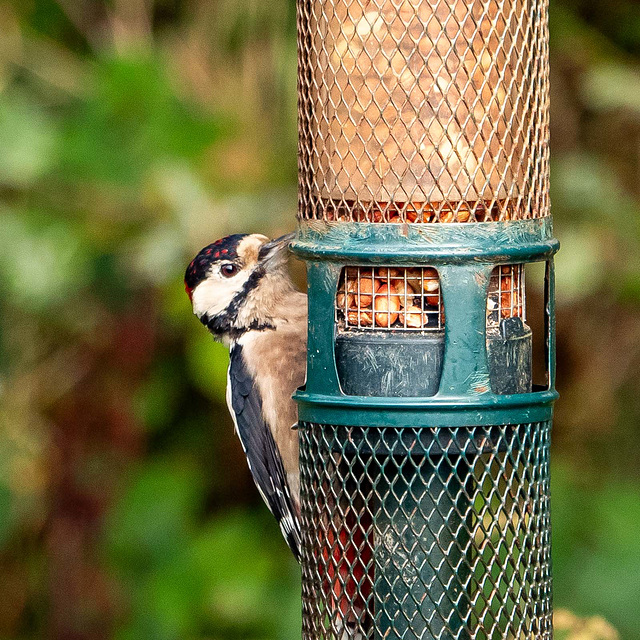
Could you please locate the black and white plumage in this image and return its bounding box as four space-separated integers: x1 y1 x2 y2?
185 233 307 560
227 343 300 557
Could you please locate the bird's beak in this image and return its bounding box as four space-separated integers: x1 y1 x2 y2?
258 232 295 269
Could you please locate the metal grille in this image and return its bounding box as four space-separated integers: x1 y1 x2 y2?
487 264 525 329
297 0 550 223
300 421 552 640
336 266 443 331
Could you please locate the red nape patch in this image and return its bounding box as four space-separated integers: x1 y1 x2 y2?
184 282 194 302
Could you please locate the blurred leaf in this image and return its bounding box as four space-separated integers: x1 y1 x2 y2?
61 56 224 186
582 64 640 113
0 91 58 187
133 360 184 433
554 227 606 304
552 153 640 240
0 485 14 550
104 460 204 572
119 554 201 640
555 609 620 640
185 331 229 402
552 461 640 638
125 222 185 286
0 209 90 311
190 510 300 636
152 163 221 240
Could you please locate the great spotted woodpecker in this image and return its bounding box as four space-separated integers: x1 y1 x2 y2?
184 233 306 559
185 233 372 636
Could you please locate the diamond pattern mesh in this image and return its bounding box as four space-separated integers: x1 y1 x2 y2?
297 0 550 222
300 421 552 639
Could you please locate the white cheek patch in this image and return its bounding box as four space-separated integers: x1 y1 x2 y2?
192 271 250 319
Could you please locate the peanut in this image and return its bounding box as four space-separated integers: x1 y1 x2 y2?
439 210 455 223
361 311 373 325
423 278 439 294
402 304 428 328
355 209 383 223
500 292 522 318
374 267 401 279
422 268 440 306
347 277 376 307
423 267 439 283
426 292 440 307
392 280 416 307
336 291 355 309
374 284 400 327
347 310 373 326
440 208 471 223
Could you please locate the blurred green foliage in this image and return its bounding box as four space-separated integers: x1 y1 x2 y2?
0 0 639 638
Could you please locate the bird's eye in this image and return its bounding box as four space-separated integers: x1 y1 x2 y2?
220 263 238 278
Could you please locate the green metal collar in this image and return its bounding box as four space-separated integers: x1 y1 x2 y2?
294 388 558 428
291 218 558 264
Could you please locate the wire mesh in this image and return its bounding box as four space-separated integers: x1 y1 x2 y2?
487 264 525 330
336 266 443 331
297 0 550 223
300 421 552 640
335 264 526 332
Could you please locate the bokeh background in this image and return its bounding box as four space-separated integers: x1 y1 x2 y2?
0 0 639 638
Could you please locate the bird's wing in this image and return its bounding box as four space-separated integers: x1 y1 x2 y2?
226 343 301 560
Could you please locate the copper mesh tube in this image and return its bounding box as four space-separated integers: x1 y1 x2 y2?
297 0 549 222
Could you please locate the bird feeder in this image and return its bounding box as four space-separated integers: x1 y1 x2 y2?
292 0 557 638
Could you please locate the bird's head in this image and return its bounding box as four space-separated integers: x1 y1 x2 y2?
185 232 295 341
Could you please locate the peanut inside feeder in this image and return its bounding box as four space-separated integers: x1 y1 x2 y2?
487 264 525 329
299 0 549 223
336 267 444 331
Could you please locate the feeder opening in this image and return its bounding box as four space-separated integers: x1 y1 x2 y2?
336 267 443 331
524 261 555 391
334 266 446 397
487 264 526 330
